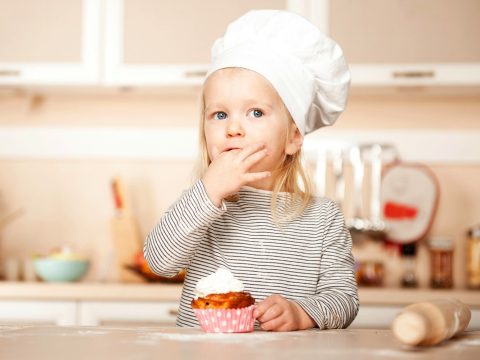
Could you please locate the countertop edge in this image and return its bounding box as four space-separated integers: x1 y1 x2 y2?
0 282 479 307
0 282 183 302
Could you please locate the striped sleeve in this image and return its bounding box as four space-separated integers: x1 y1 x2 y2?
293 200 359 329
143 180 226 277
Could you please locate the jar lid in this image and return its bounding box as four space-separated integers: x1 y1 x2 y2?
428 236 453 250
468 224 480 239
401 243 417 256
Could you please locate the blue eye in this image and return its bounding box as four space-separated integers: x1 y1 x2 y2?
249 109 263 118
213 111 227 120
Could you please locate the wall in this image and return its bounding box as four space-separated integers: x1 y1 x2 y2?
0 89 479 286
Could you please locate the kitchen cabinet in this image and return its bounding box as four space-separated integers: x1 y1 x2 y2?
0 0 101 86
0 282 182 327
103 0 297 86
308 0 480 86
351 305 480 330
0 300 178 326
0 0 302 88
1 283 479 329
1 299 479 329
0 300 76 326
2 0 478 89
78 301 179 326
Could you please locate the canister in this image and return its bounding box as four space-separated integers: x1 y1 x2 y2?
467 225 480 289
429 236 454 289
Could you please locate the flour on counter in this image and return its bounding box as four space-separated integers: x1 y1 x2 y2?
0 325 30 332
77 330 110 336
456 338 480 346
136 331 296 344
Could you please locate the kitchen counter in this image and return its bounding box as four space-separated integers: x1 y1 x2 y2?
0 281 183 301
0 325 479 360
0 282 479 306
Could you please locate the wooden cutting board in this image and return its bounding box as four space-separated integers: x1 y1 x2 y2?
380 162 439 244
110 178 144 283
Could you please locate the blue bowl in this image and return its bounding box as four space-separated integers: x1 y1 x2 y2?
34 258 89 282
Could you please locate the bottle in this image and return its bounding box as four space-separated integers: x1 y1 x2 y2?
429 236 454 289
401 243 418 288
392 298 471 346
467 225 480 289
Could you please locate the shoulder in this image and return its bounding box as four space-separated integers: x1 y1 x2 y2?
306 195 339 213
303 196 345 227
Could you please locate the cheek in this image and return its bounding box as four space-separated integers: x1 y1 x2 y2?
262 131 288 155
204 132 221 160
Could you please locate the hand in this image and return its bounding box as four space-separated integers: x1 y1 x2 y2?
254 294 316 332
202 143 271 207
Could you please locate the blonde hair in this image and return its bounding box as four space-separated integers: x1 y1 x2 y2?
194 81 314 224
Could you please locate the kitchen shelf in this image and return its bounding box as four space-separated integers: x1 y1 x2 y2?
0 282 479 307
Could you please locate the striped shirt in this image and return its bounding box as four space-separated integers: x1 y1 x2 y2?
144 180 359 329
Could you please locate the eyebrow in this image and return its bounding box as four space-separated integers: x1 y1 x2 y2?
250 101 273 110
204 100 273 112
204 103 224 112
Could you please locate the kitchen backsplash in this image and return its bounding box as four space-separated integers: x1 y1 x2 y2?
0 91 479 287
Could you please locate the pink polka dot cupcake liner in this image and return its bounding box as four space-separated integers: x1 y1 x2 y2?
193 305 256 333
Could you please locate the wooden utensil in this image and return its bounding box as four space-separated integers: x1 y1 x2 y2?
0 208 24 230
110 177 144 283
391 298 471 346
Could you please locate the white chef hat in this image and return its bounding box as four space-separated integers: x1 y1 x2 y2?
205 10 351 136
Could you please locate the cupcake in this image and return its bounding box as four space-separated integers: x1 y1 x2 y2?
191 268 256 333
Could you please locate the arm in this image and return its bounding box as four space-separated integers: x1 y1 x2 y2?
293 199 359 329
143 180 226 277
255 200 359 331
145 143 271 277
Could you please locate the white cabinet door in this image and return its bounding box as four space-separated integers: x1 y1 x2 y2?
0 300 77 326
79 301 179 326
309 0 480 86
103 0 300 86
350 305 480 330
0 0 101 86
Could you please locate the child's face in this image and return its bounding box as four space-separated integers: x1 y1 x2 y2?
203 68 302 178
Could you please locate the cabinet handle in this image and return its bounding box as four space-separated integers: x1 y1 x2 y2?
168 309 179 316
392 71 435 79
184 70 207 78
0 70 21 77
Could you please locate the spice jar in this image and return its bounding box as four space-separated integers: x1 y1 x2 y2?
355 261 384 287
467 225 480 289
401 243 418 288
429 236 454 289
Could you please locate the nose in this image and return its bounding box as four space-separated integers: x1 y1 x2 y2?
226 118 244 138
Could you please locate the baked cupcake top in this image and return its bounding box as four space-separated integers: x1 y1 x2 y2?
192 268 255 309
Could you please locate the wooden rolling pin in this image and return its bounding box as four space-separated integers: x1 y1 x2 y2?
391 298 471 346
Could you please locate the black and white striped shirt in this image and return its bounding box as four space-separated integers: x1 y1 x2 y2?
144 180 359 329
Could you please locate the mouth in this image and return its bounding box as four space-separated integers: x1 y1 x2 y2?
224 147 242 152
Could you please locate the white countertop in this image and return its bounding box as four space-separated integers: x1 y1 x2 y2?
0 281 183 302
1 282 479 307
0 325 478 360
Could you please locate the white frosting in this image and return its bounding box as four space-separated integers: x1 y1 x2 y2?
195 268 244 298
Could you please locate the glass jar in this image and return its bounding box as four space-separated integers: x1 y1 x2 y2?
355 261 384 287
401 243 418 288
429 236 454 289
467 225 480 289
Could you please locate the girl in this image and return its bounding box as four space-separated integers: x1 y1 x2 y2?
144 10 358 331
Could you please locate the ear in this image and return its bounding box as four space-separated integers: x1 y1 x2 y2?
285 125 303 155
